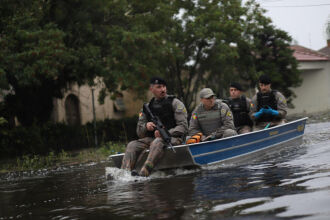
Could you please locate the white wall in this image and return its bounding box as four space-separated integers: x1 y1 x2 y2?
288 61 330 115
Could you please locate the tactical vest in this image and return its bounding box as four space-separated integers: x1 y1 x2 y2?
228 96 253 127
256 90 277 122
145 96 176 137
196 101 223 136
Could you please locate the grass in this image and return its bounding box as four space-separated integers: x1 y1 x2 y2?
0 141 126 173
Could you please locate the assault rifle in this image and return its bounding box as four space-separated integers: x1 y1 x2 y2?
143 103 176 153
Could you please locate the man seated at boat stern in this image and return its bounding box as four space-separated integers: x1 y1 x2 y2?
224 82 253 134
121 77 188 177
186 88 237 144
250 74 288 131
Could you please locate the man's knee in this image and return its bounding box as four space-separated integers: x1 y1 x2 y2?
126 140 139 152
223 129 237 138
238 126 252 134
149 138 164 150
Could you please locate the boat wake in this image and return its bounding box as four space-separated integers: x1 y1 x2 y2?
105 166 200 183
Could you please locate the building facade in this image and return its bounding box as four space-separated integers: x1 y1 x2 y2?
51 83 143 125
288 45 330 116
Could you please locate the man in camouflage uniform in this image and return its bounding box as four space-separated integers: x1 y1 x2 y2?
250 74 288 131
121 77 188 177
188 88 237 142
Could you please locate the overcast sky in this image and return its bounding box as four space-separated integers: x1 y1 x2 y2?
252 0 330 51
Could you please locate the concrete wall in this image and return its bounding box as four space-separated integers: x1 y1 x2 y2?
52 84 143 125
288 61 330 115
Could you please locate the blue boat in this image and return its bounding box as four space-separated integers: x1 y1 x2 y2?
108 117 308 171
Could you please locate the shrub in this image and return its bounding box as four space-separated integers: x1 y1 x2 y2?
0 116 138 159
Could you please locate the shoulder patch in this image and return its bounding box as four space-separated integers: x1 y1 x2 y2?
221 109 226 115
226 111 232 117
139 112 143 118
177 103 186 113
280 97 287 104
192 113 197 120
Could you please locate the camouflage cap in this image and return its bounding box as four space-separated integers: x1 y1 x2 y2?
200 88 215 98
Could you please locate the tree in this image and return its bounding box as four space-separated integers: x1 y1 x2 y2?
154 0 248 111
98 0 183 101
0 0 302 126
241 0 301 103
0 0 78 126
0 0 180 124
326 15 330 40
121 0 301 112
160 0 301 110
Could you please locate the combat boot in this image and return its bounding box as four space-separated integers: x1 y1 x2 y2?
139 162 154 177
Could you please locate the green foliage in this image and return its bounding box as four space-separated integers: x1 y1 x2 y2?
98 142 126 156
157 0 301 110
0 116 137 159
89 116 138 144
241 0 301 103
0 141 123 172
0 0 113 125
161 0 248 110
0 0 301 125
0 0 78 125
0 123 87 158
15 151 57 171
0 117 7 126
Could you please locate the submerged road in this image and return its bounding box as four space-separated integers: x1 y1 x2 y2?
1 121 330 219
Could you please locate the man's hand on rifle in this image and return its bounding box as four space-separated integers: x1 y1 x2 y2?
154 130 161 138
146 122 156 131
146 122 161 138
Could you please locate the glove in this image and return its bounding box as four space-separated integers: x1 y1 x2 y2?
253 108 265 119
263 107 279 116
270 109 279 116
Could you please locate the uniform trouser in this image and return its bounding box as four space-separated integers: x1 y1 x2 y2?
252 119 287 131
121 136 182 170
237 125 252 134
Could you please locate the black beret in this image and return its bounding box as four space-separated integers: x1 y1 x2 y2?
150 76 167 86
230 82 243 91
259 74 271 84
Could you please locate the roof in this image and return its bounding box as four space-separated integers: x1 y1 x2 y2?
290 45 330 61
319 46 330 57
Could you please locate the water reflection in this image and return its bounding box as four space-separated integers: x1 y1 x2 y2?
106 171 196 219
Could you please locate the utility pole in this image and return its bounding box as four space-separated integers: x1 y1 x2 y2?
91 88 98 147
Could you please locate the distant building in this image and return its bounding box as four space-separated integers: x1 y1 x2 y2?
288 44 330 115
319 40 330 57
51 83 143 125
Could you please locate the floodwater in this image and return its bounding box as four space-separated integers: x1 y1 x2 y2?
1 121 330 219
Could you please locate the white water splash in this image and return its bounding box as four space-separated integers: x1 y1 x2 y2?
105 166 201 183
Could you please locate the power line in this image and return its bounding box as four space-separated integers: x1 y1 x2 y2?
263 3 330 8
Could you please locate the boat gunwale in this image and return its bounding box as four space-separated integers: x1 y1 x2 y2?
108 117 308 159
206 134 303 165
193 126 300 158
